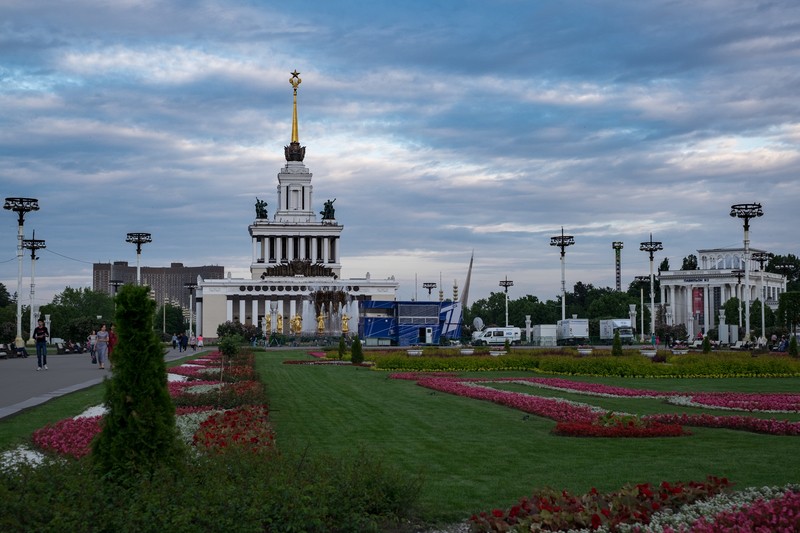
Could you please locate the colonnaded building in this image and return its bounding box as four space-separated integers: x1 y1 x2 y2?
196 71 398 339
658 247 786 339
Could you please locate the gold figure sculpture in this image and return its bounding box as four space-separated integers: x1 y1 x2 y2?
341 314 350 334
277 313 283 332
265 314 271 332
316 313 326 334
291 314 302 335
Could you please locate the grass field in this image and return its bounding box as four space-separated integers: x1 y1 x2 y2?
2 348 799 526
260 350 800 523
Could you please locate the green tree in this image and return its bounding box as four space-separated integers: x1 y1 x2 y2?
338 336 347 359
92 284 183 483
350 335 364 365
39 287 115 341
777 292 800 335
723 297 741 327
157 302 188 338
588 291 636 319
767 254 800 292
790 335 799 357
0 282 11 308
659 258 670 272
702 336 711 353
681 254 698 270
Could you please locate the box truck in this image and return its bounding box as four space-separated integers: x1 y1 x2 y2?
556 317 589 345
599 319 634 344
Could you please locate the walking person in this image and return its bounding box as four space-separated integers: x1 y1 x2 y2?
171 333 178 350
189 334 197 351
87 329 98 364
95 323 109 369
180 332 189 352
33 318 49 371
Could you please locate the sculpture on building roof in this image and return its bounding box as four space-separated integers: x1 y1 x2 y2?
255 198 268 219
284 70 306 162
321 198 336 220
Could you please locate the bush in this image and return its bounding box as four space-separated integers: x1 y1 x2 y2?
218 334 243 359
612 331 623 356
790 335 799 357
702 336 712 353
351 335 364 365
0 448 421 532
338 336 347 360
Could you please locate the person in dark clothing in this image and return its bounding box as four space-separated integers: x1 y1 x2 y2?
33 319 49 370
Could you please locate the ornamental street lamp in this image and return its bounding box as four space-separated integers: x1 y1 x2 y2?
751 251 773 345
730 203 763 341
422 282 437 296
550 227 575 321
612 242 624 292
22 231 46 345
499 276 514 327
126 232 152 285
4 197 39 347
634 275 649 341
185 281 197 338
639 234 663 341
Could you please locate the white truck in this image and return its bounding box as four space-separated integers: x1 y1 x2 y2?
599 319 634 344
531 324 557 347
556 317 589 345
472 326 522 346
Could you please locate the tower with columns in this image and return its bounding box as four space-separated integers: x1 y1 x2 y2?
196 71 398 338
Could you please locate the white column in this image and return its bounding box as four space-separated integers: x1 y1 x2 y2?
311 237 317 262
252 238 258 263
703 285 710 334
251 299 259 327
226 299 234 322
686 285 694 338
195 299 202 336
276 237 282 262
323 237 330 263
239 298 246 323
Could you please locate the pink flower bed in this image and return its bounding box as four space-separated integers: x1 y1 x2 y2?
688 392 800 413
645 413 800 436
688 489 800 532
31 416 102 458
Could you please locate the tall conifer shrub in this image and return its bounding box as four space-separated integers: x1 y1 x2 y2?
350 335 364 365
92 284 183 482
612 330 623 356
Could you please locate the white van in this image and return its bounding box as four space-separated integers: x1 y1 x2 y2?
472 327 521 346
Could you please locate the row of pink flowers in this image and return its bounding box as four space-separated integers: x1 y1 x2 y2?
491 376 800 413
31 416 102 458
686 489 800 532
395 375 800 436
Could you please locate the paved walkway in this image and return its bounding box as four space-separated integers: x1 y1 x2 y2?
0 346 208 420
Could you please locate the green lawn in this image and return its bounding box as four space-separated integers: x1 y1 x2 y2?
2 349 798 525
260 351 800 522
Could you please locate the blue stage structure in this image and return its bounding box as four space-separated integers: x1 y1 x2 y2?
359 300 463 346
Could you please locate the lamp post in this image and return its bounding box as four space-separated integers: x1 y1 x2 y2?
4 197 39 347
185 282 197 338
612 242 624 292
125 232 152 285
635 276 649 341
732 269 744 331
730 203 763 341
22 231 46 345
751 251 773 345
44 314 51 343
422 282 436 297
499 276 514 327
639 234 663 341
629 303 637 340
550 227 575 321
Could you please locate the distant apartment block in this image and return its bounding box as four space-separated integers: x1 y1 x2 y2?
93 261 225 310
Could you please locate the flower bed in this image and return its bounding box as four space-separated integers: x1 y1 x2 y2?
470 476 732 532
553 412 688 438
31 416 102 458
193 405 274 454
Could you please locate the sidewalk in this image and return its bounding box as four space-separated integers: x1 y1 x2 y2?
0 346 206 420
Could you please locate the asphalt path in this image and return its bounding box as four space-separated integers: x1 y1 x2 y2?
0 346 207 420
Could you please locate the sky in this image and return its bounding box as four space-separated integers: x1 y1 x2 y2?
1 0 799 309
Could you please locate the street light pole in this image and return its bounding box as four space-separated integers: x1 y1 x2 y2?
422 282 437 297
635 275 649 341
640 234 663 341
22 231 46 345
550 227 575 322
499 276 514 327
125 232 152 285
185 282 197 338
4 197 39 347
732 269 744 331
730 203 763 342
751 251 773 345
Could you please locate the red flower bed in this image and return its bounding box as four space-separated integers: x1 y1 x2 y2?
690 488 800 532
470 476 732 532
193 405 275 454
32 416 102 458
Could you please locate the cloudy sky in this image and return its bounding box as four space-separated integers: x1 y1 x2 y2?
2 0 799 308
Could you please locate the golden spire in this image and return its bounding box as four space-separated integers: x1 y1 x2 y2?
290 70 301 143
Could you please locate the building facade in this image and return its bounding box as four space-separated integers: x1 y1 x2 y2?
93 261 224 310
196 71 398 338
658 248 786 338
